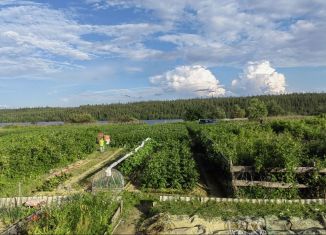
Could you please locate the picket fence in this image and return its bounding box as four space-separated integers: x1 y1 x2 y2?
0 195 68 208
159 195 326 205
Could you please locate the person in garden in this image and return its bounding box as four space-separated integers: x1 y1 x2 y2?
104 135 110 145
99 137 105 152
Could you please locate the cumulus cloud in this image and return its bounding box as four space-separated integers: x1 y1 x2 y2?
150 65 225 98
232 61 286 95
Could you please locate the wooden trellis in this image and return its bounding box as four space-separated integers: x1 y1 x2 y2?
230 164 326 189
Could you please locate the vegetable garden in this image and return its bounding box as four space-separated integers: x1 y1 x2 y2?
188 116 326 199
119 139 198 190
1 116 325 198
0 123 196 196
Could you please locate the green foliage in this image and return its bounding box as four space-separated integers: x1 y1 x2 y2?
119 134 199 190
0 123 196 196
0 93 324 122
24 193 119 234
184 107 204 121
230 104 246 118
267 100 285 116
189 116 326 198
140 140 198 190
0 126 97 196
253 133 302 173
67 113 95 123
236 187 300 199
119 140 158 175
36 173 72 192
152 200 326 220
247 98 268 120
210 107 226 119
0 207 36 229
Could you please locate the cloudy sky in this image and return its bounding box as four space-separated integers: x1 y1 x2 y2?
0 0 326 107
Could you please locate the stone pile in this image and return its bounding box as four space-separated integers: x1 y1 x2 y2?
140 213 326 235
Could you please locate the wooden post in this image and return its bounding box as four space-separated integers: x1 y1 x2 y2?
230 159 236 195
18 182 22 206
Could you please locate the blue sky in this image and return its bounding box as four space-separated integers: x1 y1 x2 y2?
0 0 326 108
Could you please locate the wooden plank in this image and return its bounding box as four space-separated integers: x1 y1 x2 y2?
231 166 326 174
234 180 308 189
231 166 254 172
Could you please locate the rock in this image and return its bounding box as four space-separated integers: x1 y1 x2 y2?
246 218 265 231
299 228 326 234
270 231 295 235
265 215 291 232
231 229 267 235
24 199 46 208
316 229 326 234
229 217 265 232
290 217 324 231
168 226 202 235
140 213 173 234
321 213 326 228
213 231 231 235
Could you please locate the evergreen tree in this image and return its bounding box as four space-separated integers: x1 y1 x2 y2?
230 104 246 118
267 100 285 116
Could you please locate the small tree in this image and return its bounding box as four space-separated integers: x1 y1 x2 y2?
184 107 204 121
230 104 246 119
247 98 268 121
210 107 226 119
68 113 95 123
267 100 285 116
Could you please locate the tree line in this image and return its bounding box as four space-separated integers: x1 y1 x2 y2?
0 93 325 122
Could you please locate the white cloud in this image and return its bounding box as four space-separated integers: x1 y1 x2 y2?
86 0 326 67
150 65 225 98
0 104 9 109
231 61 286 95
0 1 168 79
2 30 90 60
61 87 163 105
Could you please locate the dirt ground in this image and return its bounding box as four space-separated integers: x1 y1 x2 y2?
113 206 143 235
36 148 123 195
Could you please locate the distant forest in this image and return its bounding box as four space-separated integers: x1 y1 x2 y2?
0 93 325 123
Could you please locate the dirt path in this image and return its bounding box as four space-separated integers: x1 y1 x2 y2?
37 148 124 195
62 148 123 186
113 206 143 235
196 154 225 197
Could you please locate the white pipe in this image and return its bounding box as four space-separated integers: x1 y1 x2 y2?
105 138 151 177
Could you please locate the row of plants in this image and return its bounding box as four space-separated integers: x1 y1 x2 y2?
0 123 191 196
98 123 190 148
119 138 199 190
188 117 326 198
0 126 98 196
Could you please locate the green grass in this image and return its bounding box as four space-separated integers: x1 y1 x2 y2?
151 200 326 220
0 207 36 232
23 193 119 234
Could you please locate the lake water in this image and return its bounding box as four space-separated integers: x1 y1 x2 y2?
0 121 64 127
141 119 184 125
